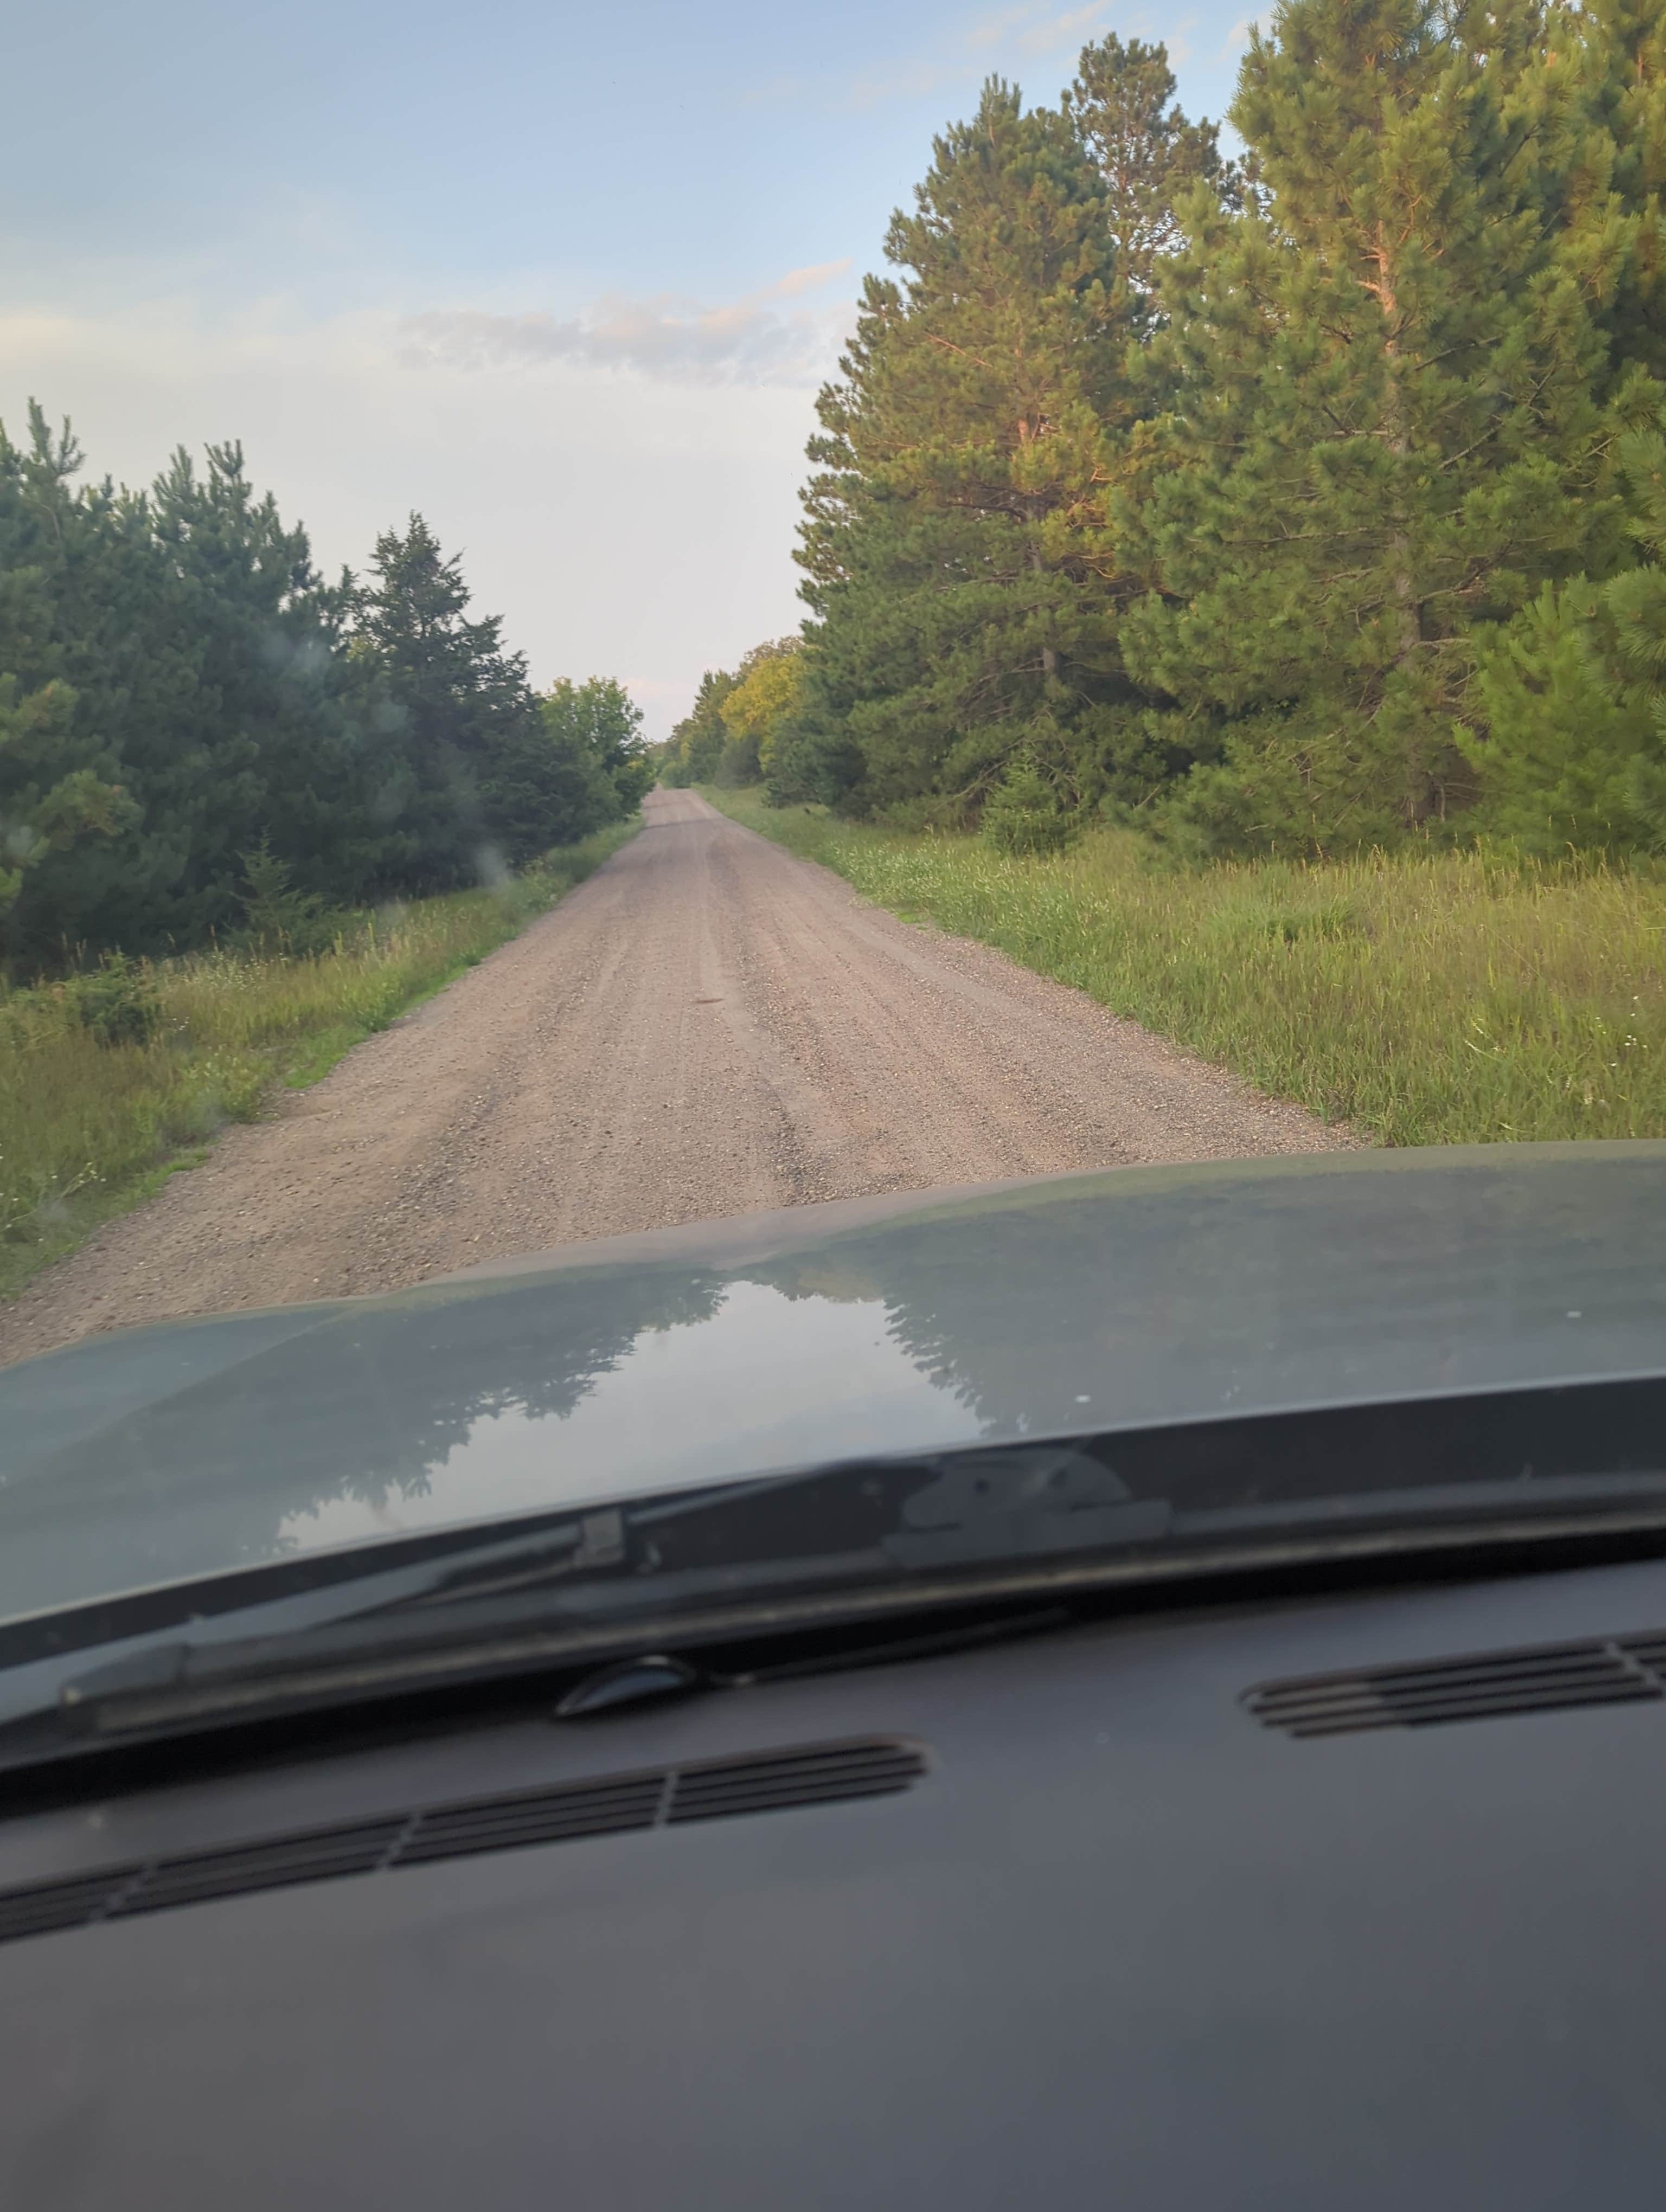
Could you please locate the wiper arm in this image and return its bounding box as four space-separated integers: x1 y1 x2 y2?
12 1373 1666 1776
0 1444 1158 1767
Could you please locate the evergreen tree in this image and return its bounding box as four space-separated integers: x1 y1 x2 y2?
349 515 543 889
0 410 640 970
485 677 650 863
1466 409 1666 850
1063 35 1238 333
0 413 133 941
1123 0 1615 853
1550 0 1666 393
660 668 738 786
800 56 1229 820
799 80 1122 814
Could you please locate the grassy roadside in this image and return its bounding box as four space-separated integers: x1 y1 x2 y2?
0 820 638 1299
704 785 1666 1148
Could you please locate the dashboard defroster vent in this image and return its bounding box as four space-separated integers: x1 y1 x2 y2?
1246 1634 1666 1738
0 1736 925 1948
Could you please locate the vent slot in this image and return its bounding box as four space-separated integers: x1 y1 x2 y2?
0 1737 926 1947
1247 1633 1666 1738
667 1739 924 1824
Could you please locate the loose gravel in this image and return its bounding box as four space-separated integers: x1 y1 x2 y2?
0 789 1355 1365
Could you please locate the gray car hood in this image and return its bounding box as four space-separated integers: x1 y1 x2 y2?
3 1143 1665 1626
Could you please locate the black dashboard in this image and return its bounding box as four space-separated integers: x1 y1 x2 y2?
4 1545 1665 2209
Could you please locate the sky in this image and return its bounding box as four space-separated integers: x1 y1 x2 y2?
2 0 1260 738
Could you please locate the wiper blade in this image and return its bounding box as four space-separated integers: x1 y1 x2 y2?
37 1444 1127 1744
8 1372 1666 1775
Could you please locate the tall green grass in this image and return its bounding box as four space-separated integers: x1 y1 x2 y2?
0 822 637 1297
708 787 1666 1147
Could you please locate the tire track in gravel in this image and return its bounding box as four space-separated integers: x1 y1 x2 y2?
0 788 1355 1366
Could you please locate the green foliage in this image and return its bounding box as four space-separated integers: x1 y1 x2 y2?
659 668 738 787
486 677 650 862
236 841 334 957
0 821 637 1294
1467 417 1666 850
800 77 1132 815
981 753 1079 856
1063 34 1243 332
656 642 819 797
767 5 1666 860
55 952 163 1048
0 423 645 974
716 640 803 788
796 41 1233 822
709 785 1666 1148
1122 0 1617 852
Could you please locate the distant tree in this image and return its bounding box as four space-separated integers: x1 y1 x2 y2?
714 639 803 786
660 668 738 786
347 515 546 888
483 677 650 864
548 677 653 816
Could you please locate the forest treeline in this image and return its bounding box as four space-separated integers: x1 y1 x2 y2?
661 0 1666 860
0 409 650 972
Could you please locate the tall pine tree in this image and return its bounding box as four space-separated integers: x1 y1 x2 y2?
1064 36 1239 335
348 515 544 889
799 50 1232 818
1122 0 1616 852
798 78 1123 814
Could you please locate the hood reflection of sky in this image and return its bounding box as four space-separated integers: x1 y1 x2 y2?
278 1281 986 1552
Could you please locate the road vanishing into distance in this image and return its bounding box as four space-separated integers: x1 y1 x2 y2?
0 789 1353 1365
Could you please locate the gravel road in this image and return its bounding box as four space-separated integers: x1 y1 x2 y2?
0 789 1353 1365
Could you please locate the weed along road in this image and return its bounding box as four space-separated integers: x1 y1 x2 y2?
0 789 1353 1365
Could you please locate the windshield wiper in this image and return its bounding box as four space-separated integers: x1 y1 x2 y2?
5 1372 1666 1777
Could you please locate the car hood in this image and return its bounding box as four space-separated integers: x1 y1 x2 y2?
3 1142 1665 1625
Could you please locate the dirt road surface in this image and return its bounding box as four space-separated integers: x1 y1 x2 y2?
0 789 1353 1365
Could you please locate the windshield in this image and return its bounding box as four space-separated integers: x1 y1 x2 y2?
3 0 1665 1636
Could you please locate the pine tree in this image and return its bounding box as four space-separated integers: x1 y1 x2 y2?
349 515 543 888
0 413 133 947
1123 0 1614 853
798 78 1125 815
1063 35 1238 333
2 420 382 962
799 55 1236 820
660 669 738 786
1466 408 1666 850
1549 0 1666 392
485 677 649 863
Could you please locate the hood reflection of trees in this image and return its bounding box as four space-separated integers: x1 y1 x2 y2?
4 1271 727 1612
12 1158 1621 1618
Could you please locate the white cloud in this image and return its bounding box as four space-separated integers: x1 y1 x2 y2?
0 298 816 738
849 1 1113 109
849 57 960 107
1223 11 1269 50
1014 4 1112 56
399 262 854 389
